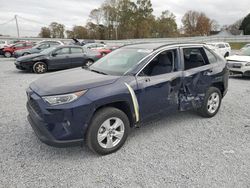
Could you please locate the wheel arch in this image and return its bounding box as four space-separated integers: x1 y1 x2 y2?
91 101 136 128
211 82 225 97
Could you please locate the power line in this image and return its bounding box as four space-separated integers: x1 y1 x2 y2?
0 18 15 26
17 15 47 26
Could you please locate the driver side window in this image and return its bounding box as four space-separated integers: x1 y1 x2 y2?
140 49 177 76
54 48 70 55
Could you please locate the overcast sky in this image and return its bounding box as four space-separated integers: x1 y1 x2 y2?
0 0 249 37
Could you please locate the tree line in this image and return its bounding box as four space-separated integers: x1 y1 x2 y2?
38 0 250 39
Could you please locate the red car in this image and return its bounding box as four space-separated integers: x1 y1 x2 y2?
3 42 35 58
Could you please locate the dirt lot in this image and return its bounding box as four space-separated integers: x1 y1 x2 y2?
0 57 249 187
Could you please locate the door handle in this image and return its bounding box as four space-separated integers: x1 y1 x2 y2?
145 78 150 82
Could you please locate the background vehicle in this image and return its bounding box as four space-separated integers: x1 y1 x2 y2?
15 45 102 73
227 47 250 77
26 43 228 155
83 43 112 56
13 41 63 58
2 42 35 58
240 44 250 51
71 38 95 46
207 42 231 57
0 40 8 55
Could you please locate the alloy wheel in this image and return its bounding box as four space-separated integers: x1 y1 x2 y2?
97 117 125 149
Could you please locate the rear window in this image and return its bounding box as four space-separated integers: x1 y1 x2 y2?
217 44 225 48
183 48 208 70
71 48 83 54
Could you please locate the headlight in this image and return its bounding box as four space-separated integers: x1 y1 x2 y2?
245 62 250 66
42 90 87 106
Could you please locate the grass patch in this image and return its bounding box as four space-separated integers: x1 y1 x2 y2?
229 42 248 50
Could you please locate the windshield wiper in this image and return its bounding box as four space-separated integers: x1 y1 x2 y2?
89 68 107 75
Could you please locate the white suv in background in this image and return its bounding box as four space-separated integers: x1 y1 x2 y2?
207 42 231 58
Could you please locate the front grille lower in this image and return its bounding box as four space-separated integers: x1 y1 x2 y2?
29 98 42 116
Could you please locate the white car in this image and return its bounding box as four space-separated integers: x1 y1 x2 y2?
207 42 231 58
0 40 8 49
226 47 250 77
240 44 250 51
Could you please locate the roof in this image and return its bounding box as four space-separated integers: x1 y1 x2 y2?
122 42 206 50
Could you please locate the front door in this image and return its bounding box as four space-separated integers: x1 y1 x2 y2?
136 49 182 120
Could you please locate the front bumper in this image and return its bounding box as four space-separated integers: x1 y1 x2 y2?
15 60 33 71
26 88 93 147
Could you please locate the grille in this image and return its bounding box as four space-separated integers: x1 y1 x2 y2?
29 98 42 116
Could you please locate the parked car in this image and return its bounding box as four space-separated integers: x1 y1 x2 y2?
2 42 35 58
13 41 63 58
207 42 231 57
226 47 250 77
71 38 95 46
26 43 229 155
15 45 102 73
0 40 24 55
240 44 250 51
83 43 112 56
0 40 8 55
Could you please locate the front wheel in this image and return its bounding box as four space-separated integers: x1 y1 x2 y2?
4 51 11 58
86 107 130 155
33 62 47 74
198 87 222 118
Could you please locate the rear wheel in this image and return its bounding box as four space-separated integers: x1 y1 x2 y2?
33 62 47 74
4 51 11 58
86 107 130 155
224 52 229 58
198 87 222 117
86 59 94 67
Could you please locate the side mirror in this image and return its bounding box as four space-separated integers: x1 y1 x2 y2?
52 52 57 57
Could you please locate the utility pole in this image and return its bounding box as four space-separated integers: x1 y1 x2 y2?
14 15 20 38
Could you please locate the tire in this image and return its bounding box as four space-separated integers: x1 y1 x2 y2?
224 52 229 58
33 62 47 74
86 107 130 155
4 51 11 58
198 87 222 118
85 59 94 67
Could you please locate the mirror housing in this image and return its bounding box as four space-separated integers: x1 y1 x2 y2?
52 52 57 57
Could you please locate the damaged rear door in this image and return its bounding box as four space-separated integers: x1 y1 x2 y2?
179 46 216 111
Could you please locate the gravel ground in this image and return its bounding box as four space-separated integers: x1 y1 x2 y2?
0 57 249 188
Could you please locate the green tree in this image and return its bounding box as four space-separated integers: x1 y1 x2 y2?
134 0 154 38
49 22 65 38
240 13 250 35
38 27 51 38
155 10 177 38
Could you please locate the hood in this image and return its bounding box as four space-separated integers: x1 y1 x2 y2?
30 68 119 96
226 55 250 62
17 53 45 62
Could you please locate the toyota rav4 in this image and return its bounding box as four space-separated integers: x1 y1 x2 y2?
27 43 229 155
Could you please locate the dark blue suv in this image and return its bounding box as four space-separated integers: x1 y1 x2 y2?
27 43 229 155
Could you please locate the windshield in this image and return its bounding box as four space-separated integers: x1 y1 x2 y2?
89 48 151 76
242 48 250 56
40 46 57 55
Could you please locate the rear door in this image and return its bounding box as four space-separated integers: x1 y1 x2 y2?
49 47 71 69
179 46 216 111
69 47 85 68
136 48 182 120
